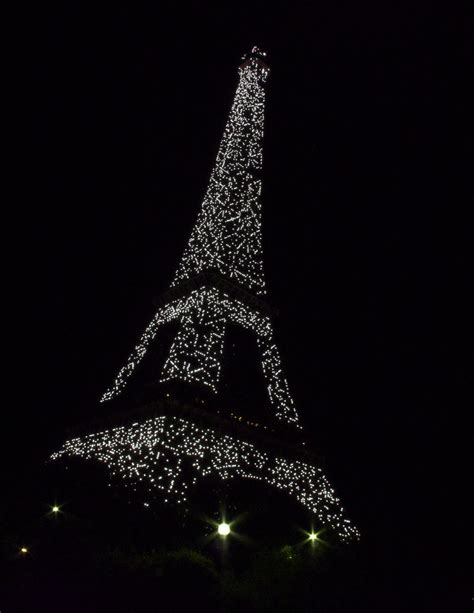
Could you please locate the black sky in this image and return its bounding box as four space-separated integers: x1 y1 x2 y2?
6 1 470 608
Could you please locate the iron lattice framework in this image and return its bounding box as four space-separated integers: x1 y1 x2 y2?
52 48 359 541
100 47 298 425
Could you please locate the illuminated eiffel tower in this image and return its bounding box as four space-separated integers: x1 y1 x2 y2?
52 48 359 541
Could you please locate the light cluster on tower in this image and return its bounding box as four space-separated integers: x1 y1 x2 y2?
99 48 300 427
51 415 359 542
101 286 300 425
172 47 269 295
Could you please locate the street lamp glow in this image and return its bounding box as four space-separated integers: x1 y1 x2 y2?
217 522 230 536
308 532 318 541
20 547 28 554
51 505 60 513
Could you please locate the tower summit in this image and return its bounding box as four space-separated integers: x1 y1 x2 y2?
173 45 269 294
52 49 359 542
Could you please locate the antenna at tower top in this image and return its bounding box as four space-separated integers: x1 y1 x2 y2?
239 46 269 71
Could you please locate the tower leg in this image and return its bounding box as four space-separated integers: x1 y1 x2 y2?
160 289 226 392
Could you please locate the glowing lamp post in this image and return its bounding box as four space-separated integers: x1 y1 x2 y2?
217 522 230 537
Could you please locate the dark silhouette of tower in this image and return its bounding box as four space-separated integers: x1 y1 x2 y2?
52 48 359 542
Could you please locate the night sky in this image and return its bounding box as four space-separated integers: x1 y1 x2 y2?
6 1 469 610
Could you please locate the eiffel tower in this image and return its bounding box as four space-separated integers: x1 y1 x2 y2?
52 47 359 542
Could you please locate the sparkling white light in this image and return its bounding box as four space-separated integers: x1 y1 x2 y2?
53 48 359 542
101 286 300 425
172 48 269 294
100 51 300 426
51 415 360 542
